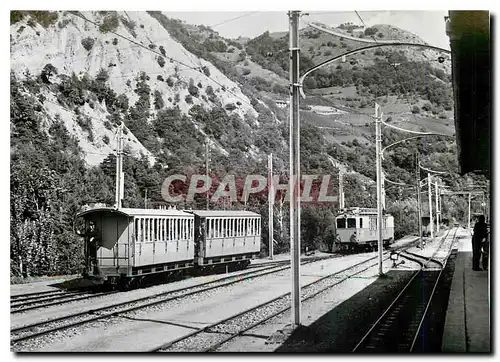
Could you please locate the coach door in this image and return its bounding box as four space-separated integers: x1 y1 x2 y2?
98 213 129 269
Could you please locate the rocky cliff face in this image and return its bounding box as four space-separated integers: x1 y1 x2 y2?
11 11 258 165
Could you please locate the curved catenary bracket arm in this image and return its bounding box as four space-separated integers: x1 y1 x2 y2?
419 164 449 175
385 178 412 187
380 119 454 137
299 43 451 99
381 135 428 160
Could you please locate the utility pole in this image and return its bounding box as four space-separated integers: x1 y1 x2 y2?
268 153 274 260
375 103 383 276
415 153 423 248
289 10 301 327
339 170 345 209
115 123 124 209
145 189 148 209
206 139 209 210
435 178 440 234
428 174 434 239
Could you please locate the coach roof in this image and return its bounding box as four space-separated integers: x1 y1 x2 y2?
77 207 193 218
188 210 261 218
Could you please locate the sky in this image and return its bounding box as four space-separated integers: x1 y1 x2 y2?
163 10 451 50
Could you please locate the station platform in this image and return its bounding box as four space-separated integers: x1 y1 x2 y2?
441 230 491 352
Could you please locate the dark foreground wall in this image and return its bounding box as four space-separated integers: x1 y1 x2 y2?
447 11 491 177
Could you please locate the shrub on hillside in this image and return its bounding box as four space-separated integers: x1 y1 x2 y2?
99 13 119 33
202 66 210 77
81 37 95 52
364 27 378 36
159 45 166 57
188 79 199 97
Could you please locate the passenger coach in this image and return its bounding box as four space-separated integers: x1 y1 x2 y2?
76 207 195 285
75 207 262 286
190 210 261 270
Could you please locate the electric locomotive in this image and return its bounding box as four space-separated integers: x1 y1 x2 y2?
334 207 394 253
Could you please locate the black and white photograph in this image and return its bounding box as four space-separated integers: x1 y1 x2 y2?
8 4 492 354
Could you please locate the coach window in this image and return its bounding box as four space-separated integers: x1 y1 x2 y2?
158 219 162 242
134 219 138 241
359 218 363 228
155 219 159 241
135 219 140 242
256 219 260 235
142 219 146 242
150 218 154 241
347 218 356 228
337 218 346 229
163 219 167 241
164 219 168 241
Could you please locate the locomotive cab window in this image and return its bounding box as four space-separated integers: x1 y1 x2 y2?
347 218 356 228
336 218 346 229
359 218 363 228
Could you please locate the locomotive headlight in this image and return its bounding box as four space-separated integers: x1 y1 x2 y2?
390 252 399 261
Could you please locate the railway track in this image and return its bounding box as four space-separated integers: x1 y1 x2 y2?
10 256 329 316
10 255 336 349
351 228 458 352
151 250 399 352
11 290 117 314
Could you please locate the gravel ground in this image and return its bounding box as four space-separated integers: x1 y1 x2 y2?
10 275 82 297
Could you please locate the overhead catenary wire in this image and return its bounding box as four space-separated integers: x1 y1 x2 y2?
209 11 259 28
419 164 449 175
